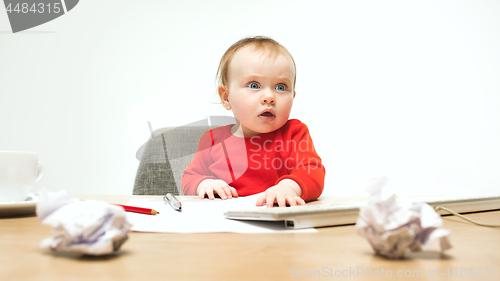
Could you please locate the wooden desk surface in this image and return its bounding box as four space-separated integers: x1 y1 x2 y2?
1 195 499 281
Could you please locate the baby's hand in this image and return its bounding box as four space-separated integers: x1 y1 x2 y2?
197 179 238 200
255 179 306 208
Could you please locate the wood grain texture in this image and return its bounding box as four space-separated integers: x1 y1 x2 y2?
0 195 499 281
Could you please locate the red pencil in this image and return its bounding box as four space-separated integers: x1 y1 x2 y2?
114 204 159 215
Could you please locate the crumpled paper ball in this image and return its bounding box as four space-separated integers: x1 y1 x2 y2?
355 177 452 259
36 190 132 256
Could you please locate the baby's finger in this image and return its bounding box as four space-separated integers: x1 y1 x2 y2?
255 193 266 206
296 197 306 206
266 194 277 208
285 195 297 207
219 185 233 199
213 186 227 200
229 186 239 198
277 195 287 208
198 187 207 199
206 188 215 200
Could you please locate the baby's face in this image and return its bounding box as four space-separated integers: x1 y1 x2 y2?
221 46 296 137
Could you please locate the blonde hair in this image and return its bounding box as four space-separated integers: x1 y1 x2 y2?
216 36 297 91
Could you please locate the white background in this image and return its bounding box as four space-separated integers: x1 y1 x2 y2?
1 0 499 196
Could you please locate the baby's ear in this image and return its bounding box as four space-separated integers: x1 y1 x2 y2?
218 84 231 110
293 90 296 99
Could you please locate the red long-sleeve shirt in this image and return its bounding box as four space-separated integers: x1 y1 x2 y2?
181 119 325 201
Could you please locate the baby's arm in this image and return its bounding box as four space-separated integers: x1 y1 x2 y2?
197 179 238 200
256 121 325 207
182 129 239 200
181 131 218 195
255 179 306 207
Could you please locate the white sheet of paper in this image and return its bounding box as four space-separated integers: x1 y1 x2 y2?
125 194 317 233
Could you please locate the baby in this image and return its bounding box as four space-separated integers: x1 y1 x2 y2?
181 36 325 207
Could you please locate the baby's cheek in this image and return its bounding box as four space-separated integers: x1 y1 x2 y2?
232 104 249 118
240 107 256 119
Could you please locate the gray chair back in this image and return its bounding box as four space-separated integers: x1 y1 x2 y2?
132 126 210 195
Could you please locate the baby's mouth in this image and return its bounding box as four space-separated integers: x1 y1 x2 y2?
260 112 275 117
258 108 276 121
259 108 276 117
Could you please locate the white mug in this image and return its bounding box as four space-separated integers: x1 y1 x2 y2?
0 151 44 202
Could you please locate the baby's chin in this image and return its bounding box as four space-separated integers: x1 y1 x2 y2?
252 122 287 135
238 127 273 138
234 119 288 137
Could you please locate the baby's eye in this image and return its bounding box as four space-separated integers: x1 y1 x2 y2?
275 84 286 92
248 82 260 90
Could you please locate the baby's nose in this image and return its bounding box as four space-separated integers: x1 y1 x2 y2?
262 97 275 104
261 91 276 104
